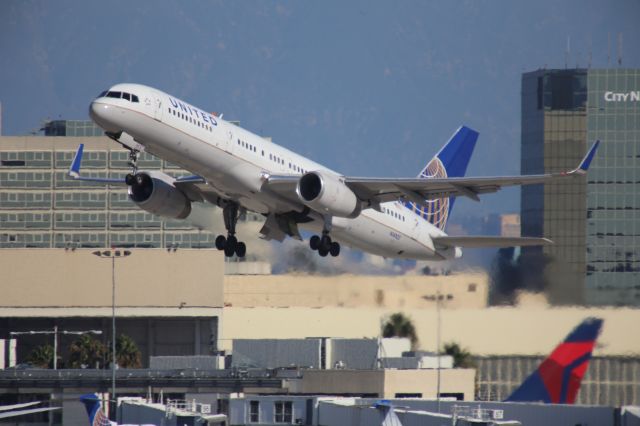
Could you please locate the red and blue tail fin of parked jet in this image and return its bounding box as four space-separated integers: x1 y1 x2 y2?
505 317 603 404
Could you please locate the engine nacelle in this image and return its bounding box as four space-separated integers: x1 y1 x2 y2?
296 171 361 218
127 171 191 219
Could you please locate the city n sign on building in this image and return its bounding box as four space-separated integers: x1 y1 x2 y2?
604 91 640 102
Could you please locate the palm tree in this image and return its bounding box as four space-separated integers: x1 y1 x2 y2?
115 334 142 368
26 344 55 368
68 334 107 369
443 342 475 368
382 312 418 349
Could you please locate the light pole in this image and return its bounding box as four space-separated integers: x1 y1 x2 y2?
436 286 442 413
92 249 131 407
10 328 102 369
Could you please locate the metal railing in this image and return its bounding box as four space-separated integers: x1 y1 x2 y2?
165 399 212 417
451 404 504 422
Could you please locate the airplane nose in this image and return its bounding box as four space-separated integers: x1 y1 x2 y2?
89 101 120 133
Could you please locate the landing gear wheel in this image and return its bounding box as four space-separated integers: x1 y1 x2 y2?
320 235 332 252
221 202 245 258
215 235 226 250
310 235 320 251
235 242 246 258
125 173 135 186
329 242 340 257
318 247 329 257
226 235 238 250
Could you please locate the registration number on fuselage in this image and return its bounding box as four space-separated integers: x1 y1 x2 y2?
389 231 402 241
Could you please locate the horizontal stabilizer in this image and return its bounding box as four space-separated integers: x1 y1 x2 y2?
433 236 553 248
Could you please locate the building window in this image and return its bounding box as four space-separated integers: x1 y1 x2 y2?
468 283 477 292
274 401 292 423
249 401 259 423
217 398 229 415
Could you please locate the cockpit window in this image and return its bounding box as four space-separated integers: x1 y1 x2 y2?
98 91 107 98
103 91 139 103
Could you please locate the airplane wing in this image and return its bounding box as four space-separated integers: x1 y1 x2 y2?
68 144 127 184
343 140 599 205
433 236 553 248
263 140 599 210
0 406 59 419
0 402 41 412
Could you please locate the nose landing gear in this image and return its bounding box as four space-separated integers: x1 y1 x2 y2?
215 202 247 258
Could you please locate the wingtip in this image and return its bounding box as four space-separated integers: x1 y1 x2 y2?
578 140 600 172
68 144 85 177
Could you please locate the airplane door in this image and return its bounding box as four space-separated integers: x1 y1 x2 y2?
153 93 163 121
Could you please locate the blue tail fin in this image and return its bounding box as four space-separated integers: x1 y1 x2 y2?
80 393 112 425
404 126 478 230
505 317 603 404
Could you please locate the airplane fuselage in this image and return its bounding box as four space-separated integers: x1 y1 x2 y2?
90 83 459 260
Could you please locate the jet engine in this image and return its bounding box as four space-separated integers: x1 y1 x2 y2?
296 171 361 218
127 171 191 219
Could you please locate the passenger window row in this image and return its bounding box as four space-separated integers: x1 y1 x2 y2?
265 152 307 174
269 153 285 165
288 162 305 174
168 108 214 133
234 137 308 175
237 139 257 153
382 206 406 222
100 91 139 103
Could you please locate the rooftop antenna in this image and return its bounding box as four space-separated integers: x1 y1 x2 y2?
607 33 611 66
565 36 570 69
618 33 623 66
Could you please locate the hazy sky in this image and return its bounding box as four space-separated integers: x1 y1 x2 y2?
1 0 638 216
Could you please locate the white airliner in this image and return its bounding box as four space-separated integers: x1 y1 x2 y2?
70 83 599 260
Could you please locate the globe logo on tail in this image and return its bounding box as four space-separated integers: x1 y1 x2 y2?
407 157 450 230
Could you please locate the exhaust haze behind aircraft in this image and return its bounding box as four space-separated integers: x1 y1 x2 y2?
505 317 604 404
72 84 599 261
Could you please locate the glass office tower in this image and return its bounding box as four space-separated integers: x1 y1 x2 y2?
521 69 640 306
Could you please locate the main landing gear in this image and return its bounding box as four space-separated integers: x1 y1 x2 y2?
215 202 247 258
309 234 340 257
309 217 340 257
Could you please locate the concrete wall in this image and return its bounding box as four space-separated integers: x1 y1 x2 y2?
224 272 488 309
0 248 224 308
221 306 640 356
298 370 385 397
0 136 114 150
382 369 475 400
296 369 475 400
